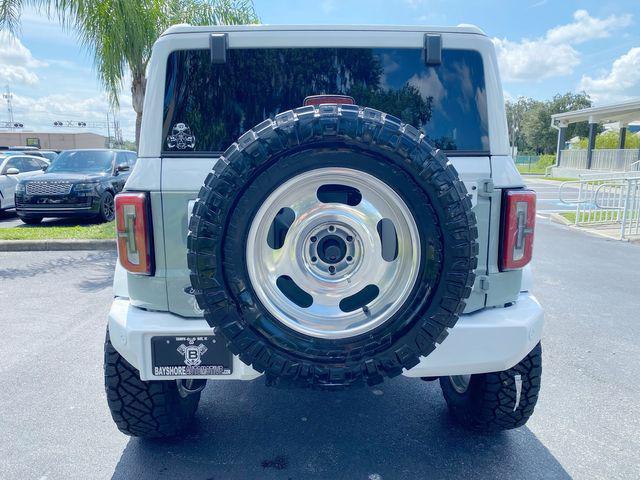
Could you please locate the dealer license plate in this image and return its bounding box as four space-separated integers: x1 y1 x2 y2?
151 335 232 376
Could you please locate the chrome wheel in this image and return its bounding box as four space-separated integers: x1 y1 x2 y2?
246 167 421 339
449 374 472 394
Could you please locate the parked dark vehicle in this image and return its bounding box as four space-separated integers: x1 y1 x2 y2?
15 149 136 224
38 150 59 163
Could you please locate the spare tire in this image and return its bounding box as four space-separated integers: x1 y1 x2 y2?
188 104 478 388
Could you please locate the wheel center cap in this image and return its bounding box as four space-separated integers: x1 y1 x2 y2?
317 235 347 264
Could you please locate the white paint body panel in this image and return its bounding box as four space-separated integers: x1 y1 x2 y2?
108 292 542 380
108 298 262 381
403 293 543 377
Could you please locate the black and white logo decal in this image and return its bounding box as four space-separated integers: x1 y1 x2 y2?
177 339 208 367
166 122 196 150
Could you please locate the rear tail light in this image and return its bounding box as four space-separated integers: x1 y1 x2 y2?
303 95 355 106
500 189 536 271
115 192 154 275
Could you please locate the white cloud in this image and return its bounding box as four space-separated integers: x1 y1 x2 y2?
546 10 632 45
493 37 579 82
10 89 136 141
320 0 336 14
578 47 640 104
0 31 47 85
493 10 632 82
408 70 446 108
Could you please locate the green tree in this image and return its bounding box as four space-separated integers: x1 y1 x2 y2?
0 0 258 147
578 130 640 149
521 92 593 154
506 96 539 153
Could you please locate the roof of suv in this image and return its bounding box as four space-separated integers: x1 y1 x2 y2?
161 24 486 37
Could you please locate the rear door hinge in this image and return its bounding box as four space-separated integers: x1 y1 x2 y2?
477 179 494 197
477 275 490 292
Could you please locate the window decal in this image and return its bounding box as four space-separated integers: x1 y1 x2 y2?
166 122 196 150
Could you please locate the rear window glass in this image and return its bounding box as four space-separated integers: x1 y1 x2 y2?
163 48 489 154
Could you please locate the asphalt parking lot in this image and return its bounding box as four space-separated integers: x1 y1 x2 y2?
1 181 639 479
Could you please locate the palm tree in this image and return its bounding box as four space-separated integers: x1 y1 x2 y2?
0 0 258 147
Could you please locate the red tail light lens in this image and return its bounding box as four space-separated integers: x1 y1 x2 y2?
115 192 154 275
303 95 355 106
500 189 536 271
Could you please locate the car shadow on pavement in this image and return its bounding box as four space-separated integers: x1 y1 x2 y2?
0 251 115 280
111 376 569 480
76 252 117 292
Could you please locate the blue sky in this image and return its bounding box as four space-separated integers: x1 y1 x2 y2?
1 0 638 141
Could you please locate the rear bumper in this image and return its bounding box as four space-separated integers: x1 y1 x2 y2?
108 292 543 381
402 293 543 377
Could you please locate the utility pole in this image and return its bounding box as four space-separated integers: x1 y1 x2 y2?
106 110 112 148
3 85 15 131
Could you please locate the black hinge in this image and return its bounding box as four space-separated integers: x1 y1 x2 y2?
423 34 442 65
210 33 228 64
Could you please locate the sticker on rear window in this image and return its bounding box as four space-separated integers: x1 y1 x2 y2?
166 122 196 150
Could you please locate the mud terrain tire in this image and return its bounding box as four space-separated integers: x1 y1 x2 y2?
188 104 478 388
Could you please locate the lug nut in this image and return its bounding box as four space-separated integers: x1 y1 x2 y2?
328 266 336 274
310 236 317 243
346 235 353 242
346 256 353 262
328 225 335 232
311 256 317 263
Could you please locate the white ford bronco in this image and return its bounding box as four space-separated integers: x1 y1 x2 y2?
105 24 543 437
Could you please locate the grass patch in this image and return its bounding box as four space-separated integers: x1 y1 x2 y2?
517 164 548 175
0 221 115 240
539 176 578 182
516 154 556 175
560 211 637 223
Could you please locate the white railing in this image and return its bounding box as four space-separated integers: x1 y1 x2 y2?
560 149 640 171
560 149 587 169
592 149 640 171
559 172 640 240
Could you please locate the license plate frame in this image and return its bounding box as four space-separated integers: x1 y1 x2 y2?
151 335 232 377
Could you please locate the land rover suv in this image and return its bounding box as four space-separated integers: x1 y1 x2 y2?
105 25 542 438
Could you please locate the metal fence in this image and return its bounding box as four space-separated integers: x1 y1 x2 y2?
560 172 640 240
560 149 588 169
560 149 640 171
514 155 540 172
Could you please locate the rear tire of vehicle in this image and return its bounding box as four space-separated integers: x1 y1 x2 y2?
104 330 203 438
439 343 542 432
97 191 115 223
20 216 42 225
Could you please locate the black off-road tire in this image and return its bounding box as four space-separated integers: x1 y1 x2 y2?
19 216 43 225
188 104 478 388
104 331 203 438
440 343 542 432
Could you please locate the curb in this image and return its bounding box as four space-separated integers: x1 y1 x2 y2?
548 214 639 244
0 239 116 252
549 213 572 226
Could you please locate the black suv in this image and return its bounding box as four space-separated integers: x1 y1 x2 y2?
15 149 136 224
